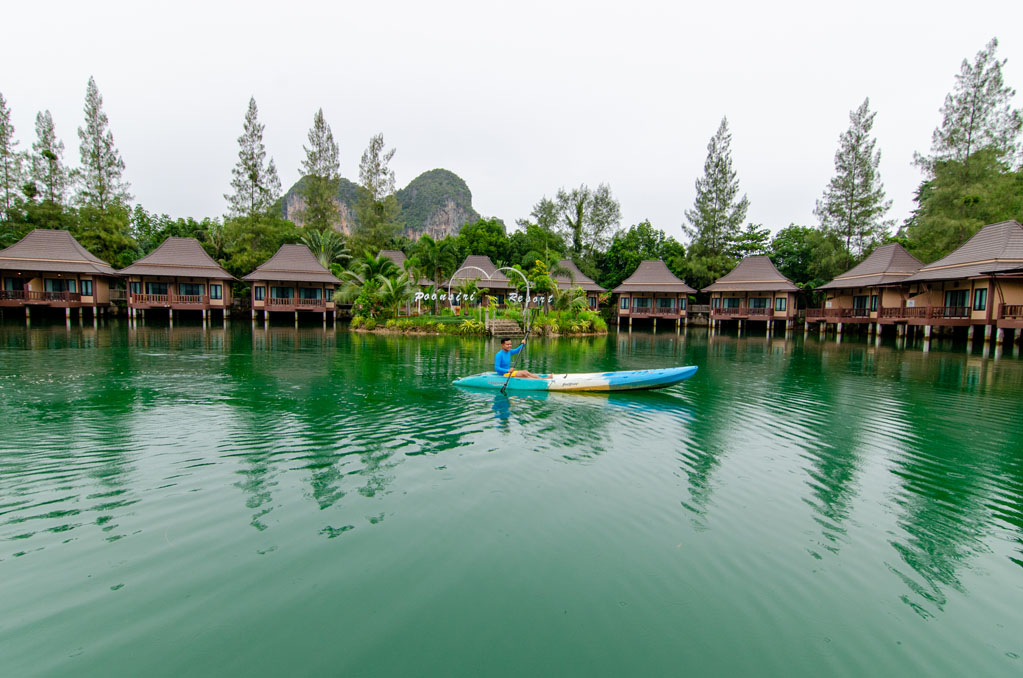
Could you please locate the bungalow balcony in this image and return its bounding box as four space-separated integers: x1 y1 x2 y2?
710 306 779 319
997 304 1023 328
619 304 685 318
0 290 84 307
878 306 972 325
264 296 331 312
129 293 216 310
805 307 874 322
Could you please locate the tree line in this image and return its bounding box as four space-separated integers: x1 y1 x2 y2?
0 37 1020 305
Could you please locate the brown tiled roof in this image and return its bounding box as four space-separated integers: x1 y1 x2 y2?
118 237 235 280
0 229 117 276
613 260 696 294
818 243 924 290
904 220 1023 282
552 259 605 292
242 244 340 284
702 256 799 292
447 254 513 289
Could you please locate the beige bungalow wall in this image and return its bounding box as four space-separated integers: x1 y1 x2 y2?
4 271 111 305
993 278 1023 310
709 291 798 318
616 292 689 314
250 281 336 309
126 275 232 306
822 286 907 319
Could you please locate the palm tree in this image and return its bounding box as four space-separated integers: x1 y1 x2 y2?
337 251 401 313
415 235 457 313
377 272 414 319
301 228 351 270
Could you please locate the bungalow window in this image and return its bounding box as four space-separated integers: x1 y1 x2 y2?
178 283 204 296
633 297 651 309
45 278 75 292
870 295 878 311
679 297 687 310
4 278 25 291
254 286 265 301
209 284 223 300
620 297 630 309
853 295 868 309
588 296 596 308
146 282 168 295
325 288 334 301
270 287 294 298
944 289 967 308
299 287 322 300
973 288 986 311
129 282 142 295
81 280 94 297
657 298 674 309
749 297 769 309
711 297 721 309
722 298 740 309
775 297 787 312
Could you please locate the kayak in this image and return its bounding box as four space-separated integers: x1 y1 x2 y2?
453 366 698 392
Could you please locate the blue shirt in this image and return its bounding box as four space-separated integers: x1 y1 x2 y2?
495 344 523 373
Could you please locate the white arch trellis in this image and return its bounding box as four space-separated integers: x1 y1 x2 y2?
444 265 533 321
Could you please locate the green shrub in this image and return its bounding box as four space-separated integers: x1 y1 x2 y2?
350 315 364 329
456 319 486 335
384 319 397 329
364 317 377 331
592 317 608 332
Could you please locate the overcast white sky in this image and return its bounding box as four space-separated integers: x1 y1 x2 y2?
4 1 1021 241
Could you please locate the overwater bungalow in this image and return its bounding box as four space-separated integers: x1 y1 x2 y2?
119 237 235 323
893 220 1023 345
0 229 116 322
448 254 515 305
703 256 799 331
612 260 696 330
552 259 605 309
808 243 923 336
243 244 341 324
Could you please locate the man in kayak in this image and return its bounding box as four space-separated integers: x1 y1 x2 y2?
496 338 547 379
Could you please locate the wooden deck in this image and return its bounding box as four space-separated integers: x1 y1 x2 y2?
0 290 85 308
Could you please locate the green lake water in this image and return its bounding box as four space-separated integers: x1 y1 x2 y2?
1 320 1021 677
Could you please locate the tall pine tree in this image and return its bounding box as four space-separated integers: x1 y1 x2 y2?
814 98 893 266
683 117 748 289
684 116 749 253
353 133 402 251
0 91 22 222
297 108 341 231
31 111 69 206
76 76 131 208
915 38 1022 172
226 97 282 217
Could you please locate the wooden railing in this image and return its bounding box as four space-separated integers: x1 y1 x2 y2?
879 306 969 320
266 296 327 308
714 307 745 316
807 307 872 319
128 293 214 307
0 290 83 303
130 293 170 305
1000 304 1023 319
688 304 710 314
747 307 772 316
